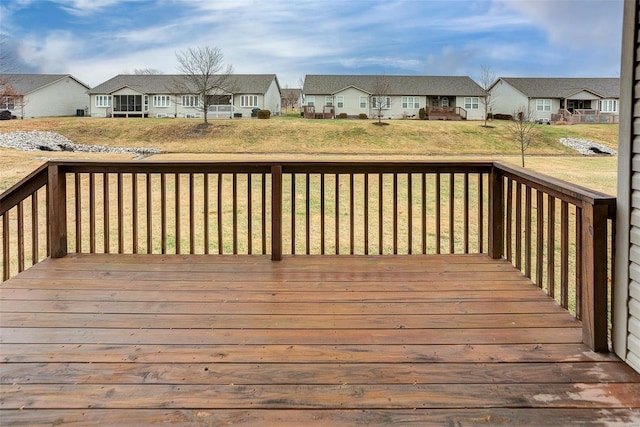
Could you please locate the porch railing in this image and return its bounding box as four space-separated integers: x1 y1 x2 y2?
0 160 615 352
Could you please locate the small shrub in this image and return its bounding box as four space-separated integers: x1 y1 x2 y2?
358 113 368 120
257 109 271 119
338 112 348 119
418 107 426 120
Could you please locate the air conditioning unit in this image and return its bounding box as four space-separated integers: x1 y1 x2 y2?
156 113 168 118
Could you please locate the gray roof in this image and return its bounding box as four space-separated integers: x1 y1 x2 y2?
497 77 620 99
281 88 301 97
303 75 485 96
0 74 90 94
88 74 279 95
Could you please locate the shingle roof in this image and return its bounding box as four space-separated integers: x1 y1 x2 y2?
0 74 89 94
303 75 485 96
498 77 620 99
88 74 278 95
281 88 301 97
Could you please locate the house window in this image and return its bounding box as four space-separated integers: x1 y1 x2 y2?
359 96 367 109
1 96 16 109
241 95 258 107
337 95 344 108
431 98 439 107
95 95 111 107
153 95 171 108
144 95 149 111
324 96 333 107
536 99 551 112
442 97 449 107
402 96 419 109
600 99 618 113
306 96 315 107
182 95 199 108
464 97 479 109
372 96 391 109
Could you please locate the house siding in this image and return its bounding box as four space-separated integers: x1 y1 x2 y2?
17 76 89 118
615 0 640 374
489 79 528 117
319 87 370 117
455 96 485 120
263 79 281 116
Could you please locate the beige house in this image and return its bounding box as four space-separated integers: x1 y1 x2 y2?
88 74 281 118
489 77 620 123
302 75 486 120
0 74 90 118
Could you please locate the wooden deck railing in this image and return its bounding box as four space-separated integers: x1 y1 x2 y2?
0 160 615 351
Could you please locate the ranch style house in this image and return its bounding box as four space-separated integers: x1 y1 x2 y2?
88 74 281 119
489 77 620 124
302 75 487 120
0 74 90 119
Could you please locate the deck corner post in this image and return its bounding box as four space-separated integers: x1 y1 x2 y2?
271 165 283 261
488 165 504 259
47 164 67 258
581 202 610 352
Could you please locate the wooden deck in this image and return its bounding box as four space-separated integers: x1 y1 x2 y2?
1 254 639 426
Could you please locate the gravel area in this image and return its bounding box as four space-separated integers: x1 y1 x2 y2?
0 130 161 155
558 137 617 156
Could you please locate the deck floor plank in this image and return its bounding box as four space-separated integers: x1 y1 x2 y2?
1 254 639 425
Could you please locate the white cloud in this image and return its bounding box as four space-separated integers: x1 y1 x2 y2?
494 0 623 49
52 0 131 16
18 31 80 73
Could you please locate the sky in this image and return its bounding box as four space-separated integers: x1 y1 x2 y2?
0 0 625 88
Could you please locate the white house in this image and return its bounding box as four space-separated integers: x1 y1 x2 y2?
88 74 281 118
0 74 90 118
302 75 487 120
489 77 620 123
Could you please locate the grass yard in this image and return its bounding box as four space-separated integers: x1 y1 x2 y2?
0 116 619 194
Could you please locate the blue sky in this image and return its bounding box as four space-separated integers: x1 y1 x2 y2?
1 0 624 88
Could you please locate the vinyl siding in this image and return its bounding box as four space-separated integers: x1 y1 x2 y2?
18 76 89 118
616 0 640 374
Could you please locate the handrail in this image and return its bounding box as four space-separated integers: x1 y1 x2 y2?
0 160 615 352
0 163 48 216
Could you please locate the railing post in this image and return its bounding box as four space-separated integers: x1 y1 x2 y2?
271 165 282 261
48 164 67 258
488 166 504 259
581 202 609 352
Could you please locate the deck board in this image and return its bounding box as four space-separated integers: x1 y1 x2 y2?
1 253 639 425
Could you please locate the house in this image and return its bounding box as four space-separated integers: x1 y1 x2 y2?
615 0 640 375
0 74 90 118
88 74 281 118
489 77 620 123
302 75 486 120
281 88 302 111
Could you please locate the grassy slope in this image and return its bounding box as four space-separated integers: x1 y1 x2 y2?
0 116 619 194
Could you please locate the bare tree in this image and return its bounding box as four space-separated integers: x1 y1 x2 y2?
0 39 26 117
370 75 391 125
508 106 539 167
174 46 235 124
133 68 163 75
478 65 497 127
281 87 300 110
